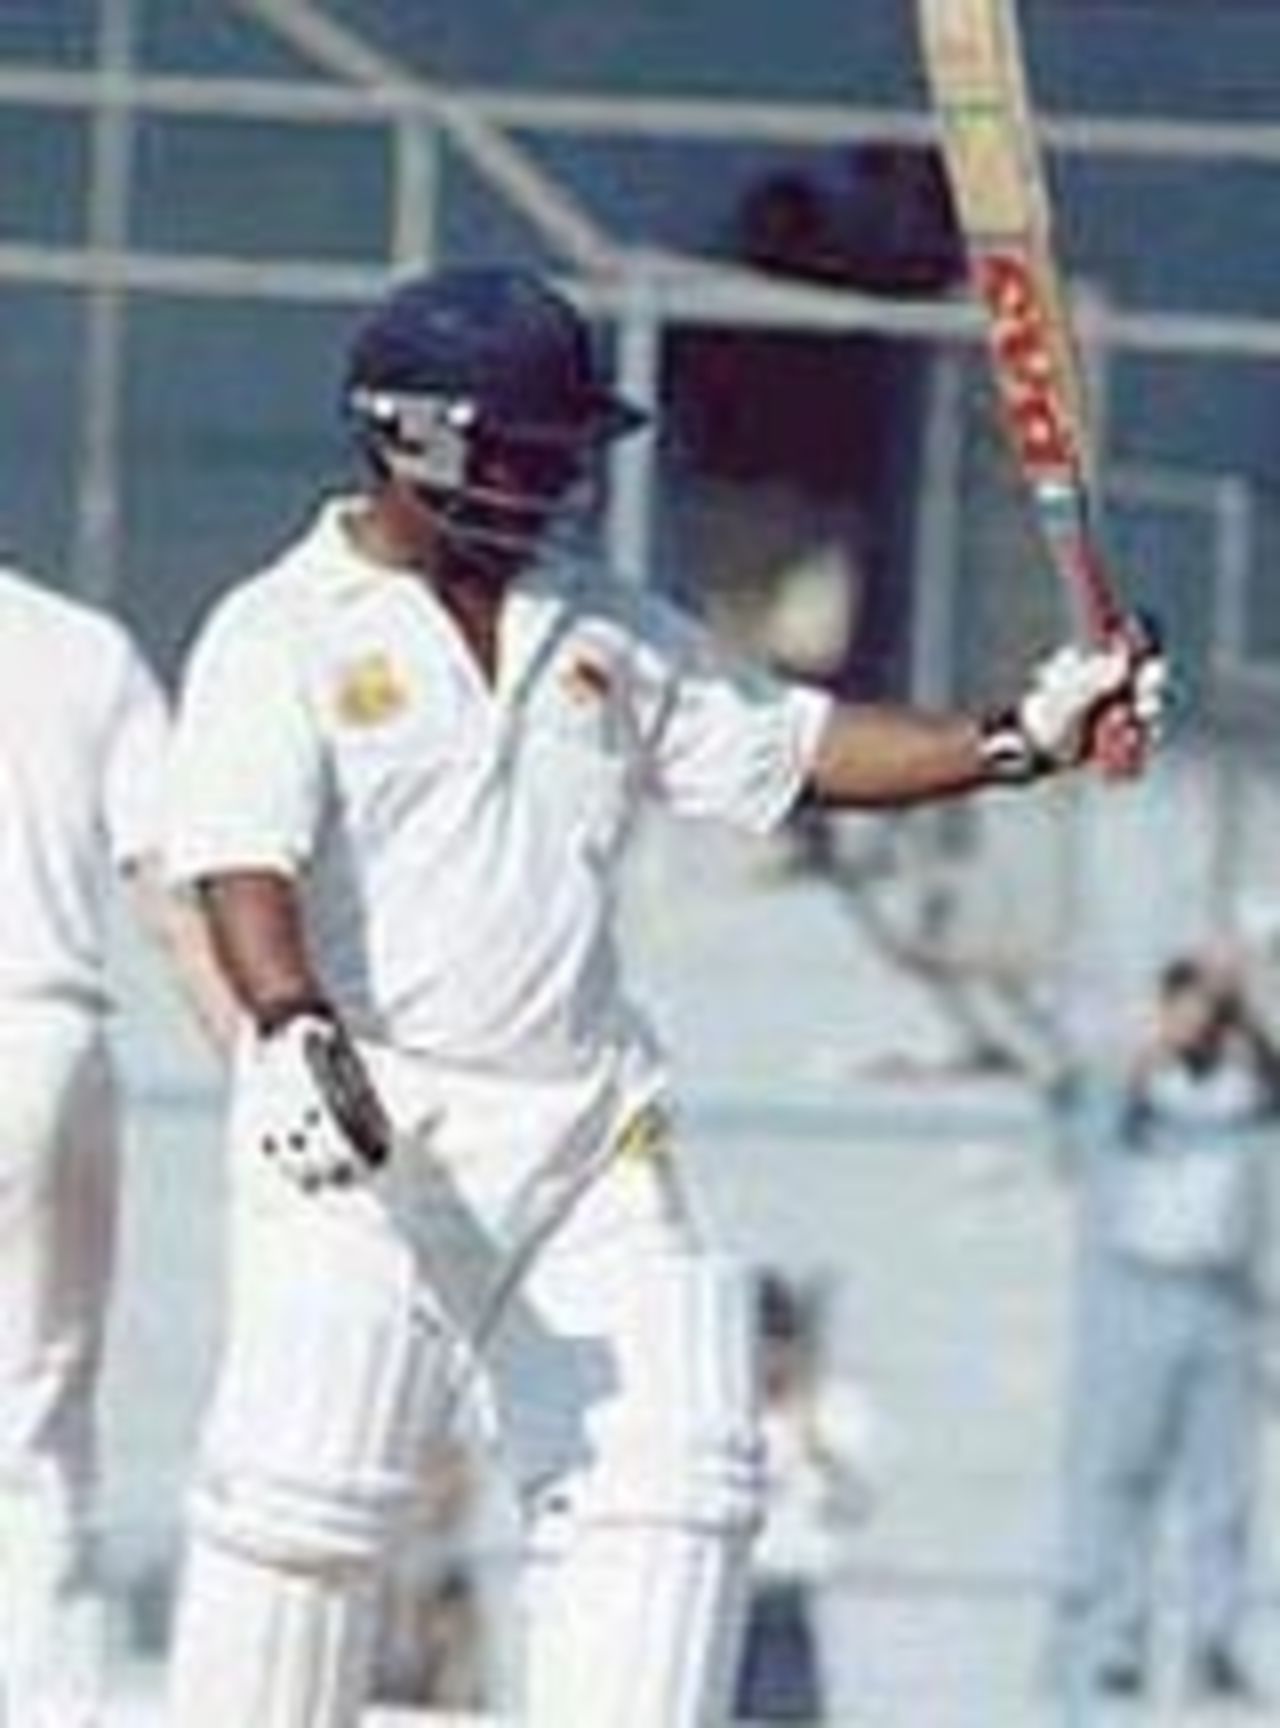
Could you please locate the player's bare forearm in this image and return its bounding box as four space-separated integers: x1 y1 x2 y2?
198 869 327 1031
125 856 241 1059
804 703 988 809
200 870 395 1185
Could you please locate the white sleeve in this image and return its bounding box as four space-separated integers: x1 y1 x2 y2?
101 631 171 870
636 602 833 834
165 592 326 884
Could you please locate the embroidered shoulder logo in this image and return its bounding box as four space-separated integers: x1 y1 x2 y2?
560 651 614 706
334 651 411 727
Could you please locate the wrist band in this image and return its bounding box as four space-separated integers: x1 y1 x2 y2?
253 995 335 1038
978 710 1054 786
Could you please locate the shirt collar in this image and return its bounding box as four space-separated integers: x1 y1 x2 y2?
300 494 575 613
303 496 409 601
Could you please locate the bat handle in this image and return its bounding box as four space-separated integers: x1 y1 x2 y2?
1067 535 1156 780
1094 588 1159 782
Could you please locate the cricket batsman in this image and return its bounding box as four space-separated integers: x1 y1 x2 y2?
163 265 1165 1725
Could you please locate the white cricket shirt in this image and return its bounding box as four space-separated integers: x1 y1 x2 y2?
167 500 831 1098
0 567 169 1012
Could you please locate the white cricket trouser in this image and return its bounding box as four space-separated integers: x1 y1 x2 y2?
167 1049 764 1727
0 1008 118 1728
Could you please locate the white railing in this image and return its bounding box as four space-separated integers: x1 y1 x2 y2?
8 0 1279 658
2 65 1279 158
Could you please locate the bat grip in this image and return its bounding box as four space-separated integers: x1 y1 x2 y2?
1054 524 1154 780
1038 484 1121 645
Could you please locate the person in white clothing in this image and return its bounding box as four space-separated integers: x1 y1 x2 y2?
0 568 235 1728
162 264 1166 1727
734 1271 880 1722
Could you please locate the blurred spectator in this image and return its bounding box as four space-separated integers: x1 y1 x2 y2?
1053 950 1280 1705
734 1270 880 1723
758 539 860 687
668 142 962 703
736 169 852 286
371 1434 494 1712
829 141 962 699
671 167 859 501
837 141 964 298
753 538 860 878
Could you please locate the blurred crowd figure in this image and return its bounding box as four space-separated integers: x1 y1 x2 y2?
1052 949 1280 1707
668 140 965 703
734 1269 881 1723
370 1435 490 1712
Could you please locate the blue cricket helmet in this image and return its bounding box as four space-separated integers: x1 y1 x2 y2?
344 265 645 463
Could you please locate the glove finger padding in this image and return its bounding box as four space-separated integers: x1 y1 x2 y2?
1020 641 1132 765
1131 655 1169 733
1081 624 1169 775
248 1012 395 1193
982 624 1168 784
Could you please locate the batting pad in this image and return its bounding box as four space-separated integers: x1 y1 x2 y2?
167 1537 379 1728
524 1521 755 1727
513 1243 765 1529
168 1193 455 1728
0 1486 104 1728
517 1247 764 1726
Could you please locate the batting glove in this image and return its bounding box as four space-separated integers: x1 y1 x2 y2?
247 1007 394 1193
980 624 1168 784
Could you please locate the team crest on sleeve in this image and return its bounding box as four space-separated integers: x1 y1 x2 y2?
333 650 411 727
560 649 615 707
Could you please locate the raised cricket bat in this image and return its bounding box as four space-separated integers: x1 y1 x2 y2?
918 0 1131 655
